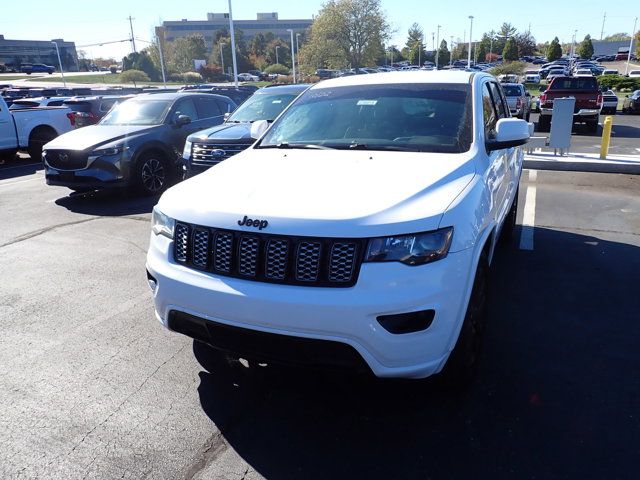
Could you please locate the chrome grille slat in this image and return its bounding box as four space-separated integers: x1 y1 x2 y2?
192 229 209 267
213 232 233 273
174 224 189 263
329 243 358 282
191 142 251 165
265 239 289 280
238 237 260 277
296 242 322 282
173 222 362 287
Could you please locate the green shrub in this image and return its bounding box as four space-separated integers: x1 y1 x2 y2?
169 71 204 83
264 63 290 75
120 69 150 83
199 65 227 82
489 61 526 77
597 74 640 91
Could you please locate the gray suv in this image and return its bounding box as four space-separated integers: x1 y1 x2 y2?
43 93 236 195
501 83 531 121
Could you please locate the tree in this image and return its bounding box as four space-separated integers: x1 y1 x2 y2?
122 51 160 81
437 39 450 65
405 23 426 65
577 34 594 59
547 37 562 62
636 31 640 58
603 33 631 42
503 37 519 61
515 31 537 57
167 34 207 73
475 42 486 63
299 0 390 71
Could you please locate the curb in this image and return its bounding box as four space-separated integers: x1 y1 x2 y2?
523 159 640 175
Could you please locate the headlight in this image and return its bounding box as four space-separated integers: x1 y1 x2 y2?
152 208 175 239
182 140 192 159
364 227 453 266
91 145 128 157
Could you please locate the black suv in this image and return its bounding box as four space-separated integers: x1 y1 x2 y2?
63 96 134 128
183 84 308 177
43 93 236 195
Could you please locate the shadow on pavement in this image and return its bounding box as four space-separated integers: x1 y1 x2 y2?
611 123 640 139
0 157 42 181
55 189 158 216
192 227 640 479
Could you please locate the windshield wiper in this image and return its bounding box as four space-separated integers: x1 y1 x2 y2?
329 143 420 152
258 142 333 150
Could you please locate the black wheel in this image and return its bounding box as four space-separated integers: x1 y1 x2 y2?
27 128 56 161
439 256 489 389
135 152 172 195
587 118 599 134
525 111 530 122
500 188 518 244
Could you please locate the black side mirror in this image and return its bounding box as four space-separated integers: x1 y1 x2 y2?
175 114 191 127
538 86 546 92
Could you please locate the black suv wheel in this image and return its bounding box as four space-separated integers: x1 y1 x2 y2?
135 152 172 195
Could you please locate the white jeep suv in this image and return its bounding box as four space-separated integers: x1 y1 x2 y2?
146 71 530 384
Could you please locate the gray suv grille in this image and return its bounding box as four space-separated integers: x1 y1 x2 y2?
173 222 364 287
191 142 251 166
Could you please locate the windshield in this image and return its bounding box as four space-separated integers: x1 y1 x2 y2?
258 83 472 153
549 77 597 91
503 86 523 96
228 92 299 123
99 99 172 126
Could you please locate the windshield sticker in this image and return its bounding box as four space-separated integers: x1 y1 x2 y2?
357 100 378 106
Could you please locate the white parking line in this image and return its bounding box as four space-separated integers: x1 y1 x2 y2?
0 176 41 188
0 162 41 171
519 170 537 250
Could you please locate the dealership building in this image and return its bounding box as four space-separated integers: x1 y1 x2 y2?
0 35 79 71
157 12 312 50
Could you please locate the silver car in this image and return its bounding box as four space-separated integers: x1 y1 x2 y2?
501 83 531 121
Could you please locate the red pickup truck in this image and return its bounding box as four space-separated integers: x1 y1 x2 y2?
538 76 603 133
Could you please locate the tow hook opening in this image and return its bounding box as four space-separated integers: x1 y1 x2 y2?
377 309 435 334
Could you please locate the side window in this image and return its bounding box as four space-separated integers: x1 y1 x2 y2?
216 99 234 113
482 83 498 140
195 97 223 119
100 100 116 112
489 82 509 118
173 98 199 121
49 100 64 106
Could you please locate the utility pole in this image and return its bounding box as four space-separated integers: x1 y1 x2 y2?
600 12 606 40
128 15 136 53
287 29 296 83
220 42 225 75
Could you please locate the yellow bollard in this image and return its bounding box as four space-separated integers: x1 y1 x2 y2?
600 116 613 159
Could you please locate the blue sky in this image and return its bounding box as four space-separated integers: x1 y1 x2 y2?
2 0 638 60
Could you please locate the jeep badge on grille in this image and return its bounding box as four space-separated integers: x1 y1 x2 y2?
238 216 269 230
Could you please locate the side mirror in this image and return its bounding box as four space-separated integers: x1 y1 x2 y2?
539 86 546 92
175 114 191 127
223 112 231 121
250 119 269 139
486 118 530 151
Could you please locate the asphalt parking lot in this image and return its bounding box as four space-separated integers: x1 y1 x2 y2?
1 154 639 479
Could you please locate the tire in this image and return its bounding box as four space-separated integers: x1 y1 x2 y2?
525 111 530 122
587 118 599 134
27 128 57 161
439 256 489 389
134 151 173 196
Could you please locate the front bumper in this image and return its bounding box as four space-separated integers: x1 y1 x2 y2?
146 233 475 379
44 151 132 189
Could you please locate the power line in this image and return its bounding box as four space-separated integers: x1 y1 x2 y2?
76 39 130 48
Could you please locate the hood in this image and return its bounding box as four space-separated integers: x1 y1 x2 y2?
43 124 157 151
188 122 253 143
159 149 476 238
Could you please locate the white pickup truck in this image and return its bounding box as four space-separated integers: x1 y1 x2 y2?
0 96 73 160
147 71 531 386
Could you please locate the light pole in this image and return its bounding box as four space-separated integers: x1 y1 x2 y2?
227 0 239 87
489 33 494 59
436 25 441 69
275 45 280 65
468 16 474 66
51 41 66 88
296 33 301 81
134 37 167 88
450 36 454 65
625 17 638 76
287 29 296 83
220 42 225 75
